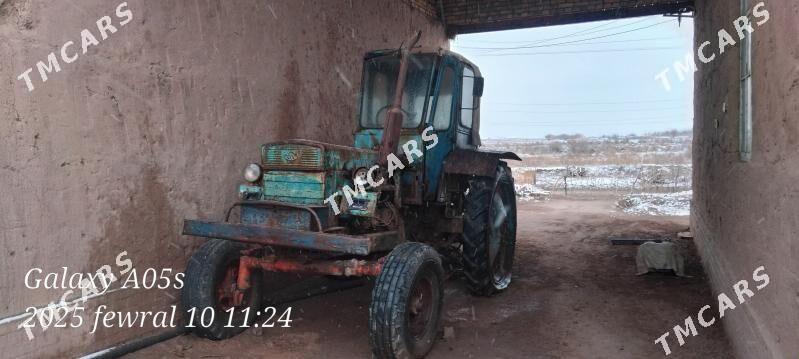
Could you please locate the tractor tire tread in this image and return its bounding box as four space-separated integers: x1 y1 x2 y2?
182 239 260 341
462 165 516 297
369 242 443 359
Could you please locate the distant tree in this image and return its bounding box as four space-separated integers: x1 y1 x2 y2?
567 139 593 154
644 129 693 137
548 142 565 153
544 133 585 140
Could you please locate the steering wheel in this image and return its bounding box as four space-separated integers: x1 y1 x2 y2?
376 105 414 125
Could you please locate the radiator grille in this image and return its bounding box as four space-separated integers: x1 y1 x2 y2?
261 144 323 170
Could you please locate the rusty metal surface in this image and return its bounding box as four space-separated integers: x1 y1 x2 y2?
401 170 423 205
225 201 325 232
183 219 400 255
443 149 522 177
476 149 522 161
241 206 313 232
239 255 384 278
443 149 497 177
366 231 405 253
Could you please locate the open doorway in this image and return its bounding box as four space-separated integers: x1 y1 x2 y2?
453 15 694 209
442 15 733 358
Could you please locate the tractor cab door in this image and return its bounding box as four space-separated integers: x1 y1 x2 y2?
423 57 457 199
423 57 483 199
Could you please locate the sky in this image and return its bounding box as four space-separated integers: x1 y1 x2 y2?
450 15 695 139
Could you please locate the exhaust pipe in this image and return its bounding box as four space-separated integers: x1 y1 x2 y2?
377 30 422 166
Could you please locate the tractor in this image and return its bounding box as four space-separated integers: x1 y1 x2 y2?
181 32 520 358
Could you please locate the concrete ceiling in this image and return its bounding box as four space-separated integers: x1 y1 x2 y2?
407 0 695 36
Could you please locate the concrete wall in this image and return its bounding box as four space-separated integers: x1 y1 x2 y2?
0 0 445 357
693 0 799 357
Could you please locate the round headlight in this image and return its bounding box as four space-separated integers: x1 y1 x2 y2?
353 167 368 181
353 167 369 186
244 163 262 183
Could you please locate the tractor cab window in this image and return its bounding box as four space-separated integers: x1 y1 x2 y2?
431 65 456 130
460 66 476 129
359 54 434 129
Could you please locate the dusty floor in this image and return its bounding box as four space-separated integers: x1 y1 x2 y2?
131 196 733 358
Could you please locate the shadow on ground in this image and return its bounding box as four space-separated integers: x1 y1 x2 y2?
131 197 732 359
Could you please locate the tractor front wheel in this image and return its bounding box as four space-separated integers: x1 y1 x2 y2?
369 242 444 359
182 239 262 340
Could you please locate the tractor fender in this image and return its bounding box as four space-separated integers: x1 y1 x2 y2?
442 149 522 177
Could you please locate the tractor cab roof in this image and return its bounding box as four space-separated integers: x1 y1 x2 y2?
364 47 482 77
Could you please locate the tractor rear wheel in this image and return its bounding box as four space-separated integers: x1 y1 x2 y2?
462 165 517 296
369 242 444 359
182 239 262 340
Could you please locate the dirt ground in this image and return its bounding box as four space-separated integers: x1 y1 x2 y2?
131 196 733 359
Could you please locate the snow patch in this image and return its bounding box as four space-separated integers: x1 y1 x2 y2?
618 191 692 216
515 184 551 201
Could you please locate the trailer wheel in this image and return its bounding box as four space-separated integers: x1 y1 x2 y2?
369 242 444 359
182 239 262 340
462 165 517 296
